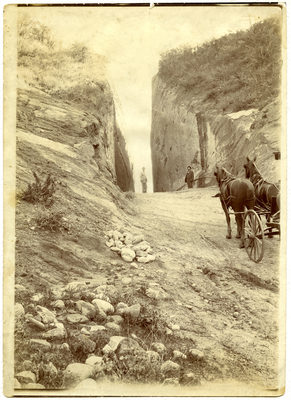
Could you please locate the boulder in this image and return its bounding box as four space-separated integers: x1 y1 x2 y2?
105 322 121 334
112 230 123 241
132 235 145 245
146 350 160 362
30 339 51 352
70 335 96 354
67 314 89 324
161 360 181 377
116 338 145 357
85 356 103 366
35 306 57 324
92 299 114 316
106 336 125 352
14 303 25 320
121 248 135 262
189 349 204 361
121 277 132 285
15 371 36 385
63 363 94 388
76 300 96 319
22 360 33 371
65 281 87 294
31 293 44 302
173 350 187 360
42 323 67 340
117 304 140 321
107 315 124 325
152 342 166 354
74 378 98 390
51 300 65 309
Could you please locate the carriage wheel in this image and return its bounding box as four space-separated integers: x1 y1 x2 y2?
244 210 265 263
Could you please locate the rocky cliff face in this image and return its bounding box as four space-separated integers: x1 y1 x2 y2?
17 80 134 192
151 75 281 192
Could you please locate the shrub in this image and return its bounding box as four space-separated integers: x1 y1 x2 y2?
103 349 162 383
158 16 282 113
21 172 57 207
33 205 68 232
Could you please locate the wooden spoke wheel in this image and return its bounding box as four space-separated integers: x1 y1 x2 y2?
244 210 265 263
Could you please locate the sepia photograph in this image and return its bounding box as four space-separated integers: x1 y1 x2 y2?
3 3 287 396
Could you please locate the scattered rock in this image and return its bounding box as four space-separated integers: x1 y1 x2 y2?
30 339 51 352
116 338 145 357
146 350 160 362
42 323 67 340
63 363 94 388
132 235 145 245
162 377 180 386
70 335 96 354
14 303 25 320
121 277 132 285
36 306 57 324
152 342 166 354
105 322 121 334
65 281 87 295
51 300 65 309
173 350 187 360
189 349 204 361
15 284 27 292
121 248 135 262
15 371 36 385
85 356 103 366
92 299 114 316
31 293 44 302
161 360 181 377
106 336 125 352
76 300 96 319
107 315 124 325
74 378 98 390
67 314 89 324
22 360 33 371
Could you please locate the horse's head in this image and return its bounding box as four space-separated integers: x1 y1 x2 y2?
244 156 257 179
214 165 225 186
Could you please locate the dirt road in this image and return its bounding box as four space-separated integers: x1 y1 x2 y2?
130 187 281 389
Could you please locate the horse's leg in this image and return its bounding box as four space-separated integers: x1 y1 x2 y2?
221 200 231 239
235 213 241 239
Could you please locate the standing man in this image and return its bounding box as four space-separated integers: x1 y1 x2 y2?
185 166 194 188
140 167 147 193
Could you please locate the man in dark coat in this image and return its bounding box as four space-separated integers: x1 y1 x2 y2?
185 166 194 188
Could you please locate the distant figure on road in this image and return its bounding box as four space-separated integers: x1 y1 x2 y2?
140 167 147 193
185 166 194 188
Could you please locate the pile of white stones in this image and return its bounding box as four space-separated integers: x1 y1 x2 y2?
105 230 156 264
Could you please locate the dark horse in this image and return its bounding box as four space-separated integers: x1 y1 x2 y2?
243 156 280 213
214 166 255 248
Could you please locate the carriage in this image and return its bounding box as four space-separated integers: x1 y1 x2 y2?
214 155 280 264
243 156 280 263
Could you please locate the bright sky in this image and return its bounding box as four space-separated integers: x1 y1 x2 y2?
19 5 282 193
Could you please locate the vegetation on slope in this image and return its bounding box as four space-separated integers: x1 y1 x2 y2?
17 13 112 115
158 17 282 113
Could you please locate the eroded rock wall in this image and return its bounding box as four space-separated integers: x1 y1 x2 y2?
17 80 134 191
151 75 281 192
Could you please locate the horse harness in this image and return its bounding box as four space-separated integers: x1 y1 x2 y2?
219 176 255 211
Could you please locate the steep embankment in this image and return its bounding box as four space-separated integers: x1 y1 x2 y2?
151 17 282 192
